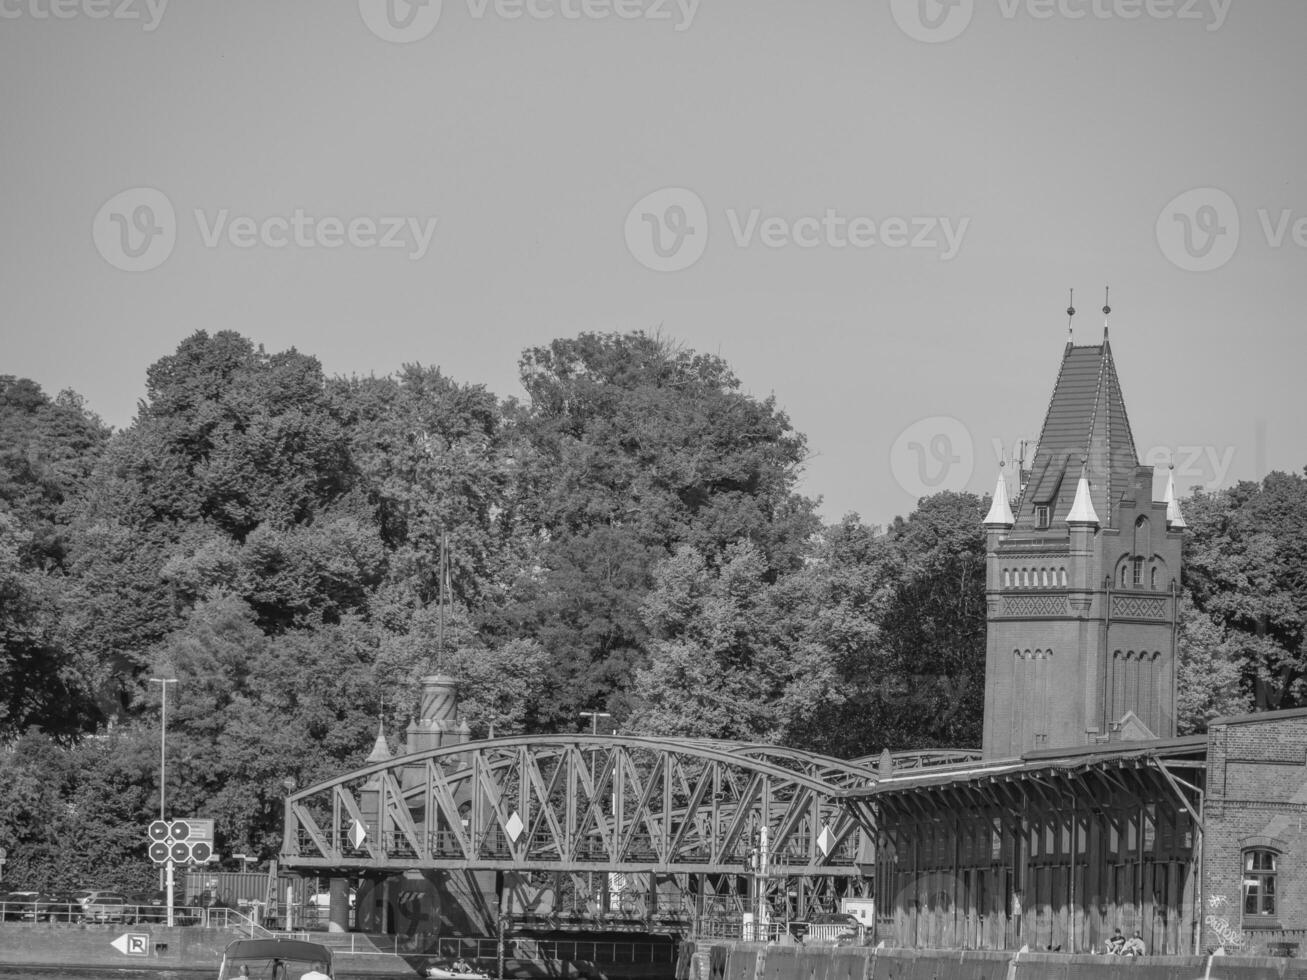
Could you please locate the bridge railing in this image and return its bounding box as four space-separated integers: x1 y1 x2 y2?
305 824 859 866
420 936 678 966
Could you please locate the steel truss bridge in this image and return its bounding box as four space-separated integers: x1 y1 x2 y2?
281 735 978 930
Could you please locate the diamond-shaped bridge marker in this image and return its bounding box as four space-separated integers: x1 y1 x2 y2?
817 826 834 857
505 811 524 843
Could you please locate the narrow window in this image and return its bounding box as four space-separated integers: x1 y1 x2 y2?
1132 556 1144 586
1003 569 1010 588
1244 850 1278 917
1035 505 1050 529
1134 515 1151 556
1150 567 1158 589
1059 568 1067 587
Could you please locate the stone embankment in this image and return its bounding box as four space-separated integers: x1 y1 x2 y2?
685 941 1299 980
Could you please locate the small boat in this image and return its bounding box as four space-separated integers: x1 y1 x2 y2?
217 938 334 979
425 963 489 979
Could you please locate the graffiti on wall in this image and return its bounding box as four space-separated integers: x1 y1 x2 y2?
1204 893 1247 950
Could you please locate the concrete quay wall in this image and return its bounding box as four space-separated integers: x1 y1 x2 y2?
0 921 416 975
0 921 231 969
688 942 1300 980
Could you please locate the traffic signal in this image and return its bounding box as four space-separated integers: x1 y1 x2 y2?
146 818 215 865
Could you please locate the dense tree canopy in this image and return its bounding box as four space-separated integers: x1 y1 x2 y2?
0 331 1302 890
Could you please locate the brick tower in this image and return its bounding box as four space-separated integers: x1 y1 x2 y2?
980 316 1186 758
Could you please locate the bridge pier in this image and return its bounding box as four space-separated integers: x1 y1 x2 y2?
328 876 351 932
356 869 499 937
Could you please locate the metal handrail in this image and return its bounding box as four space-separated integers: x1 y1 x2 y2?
430 936 675 965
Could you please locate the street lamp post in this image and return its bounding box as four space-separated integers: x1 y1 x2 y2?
149 677 178 926
578 711 613 914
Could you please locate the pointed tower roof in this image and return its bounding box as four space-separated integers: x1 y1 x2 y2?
984 465 1015 527
366 720 392 763
1013 338 1137 532
1067 464 1100 525
1163 466 1188 529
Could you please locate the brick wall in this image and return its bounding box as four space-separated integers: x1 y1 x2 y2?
1203 708 1307 953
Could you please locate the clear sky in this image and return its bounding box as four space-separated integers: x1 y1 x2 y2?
3 0 1304 527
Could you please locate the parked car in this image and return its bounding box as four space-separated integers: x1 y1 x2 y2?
35 892 81 922
19 892 59 921
1 892 40 921
127 890 166 923
71 889 97 909
82 892 129 923
812 912 859 926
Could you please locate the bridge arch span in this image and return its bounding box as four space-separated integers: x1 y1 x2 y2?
282 734 873 878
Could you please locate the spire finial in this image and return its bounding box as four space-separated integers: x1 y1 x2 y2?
984 460 1015 528
1067 457 1100 526
1066 288 1076 342
1163 461 1188 529
1102 285 1112 338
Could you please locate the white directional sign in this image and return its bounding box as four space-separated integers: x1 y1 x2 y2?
350 820 367 849
505 811 524 844
111 933 149 956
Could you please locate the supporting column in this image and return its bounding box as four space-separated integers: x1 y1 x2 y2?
329 876 351 932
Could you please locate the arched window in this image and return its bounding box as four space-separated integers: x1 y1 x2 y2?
1244 850 1278 917
1059 568 1067 587
1003 569 1010 588
1150 566 1158 589
1134 515 1151 556
1119 563 1128 588
1041 568 1049 587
